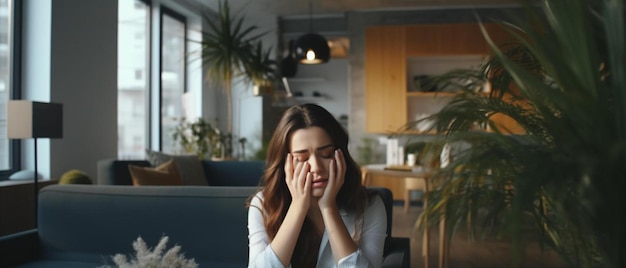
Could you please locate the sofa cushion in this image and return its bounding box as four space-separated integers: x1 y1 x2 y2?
128 160 183 186
145 150 208 186
202 160 265 186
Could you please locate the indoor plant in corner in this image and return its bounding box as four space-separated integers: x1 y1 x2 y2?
412 1 626 267
199 0 268 159
244 41 278 96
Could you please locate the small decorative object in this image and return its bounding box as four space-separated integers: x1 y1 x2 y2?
414 113 435 132
404 141 427 165
106 236 197 268
406 153 417 166
386 138 401 166
238 137 247 160
413 75 438 92
59 169 92 184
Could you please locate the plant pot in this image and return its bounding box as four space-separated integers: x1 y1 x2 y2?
253 83 273 96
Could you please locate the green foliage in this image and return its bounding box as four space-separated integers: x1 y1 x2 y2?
172 118 225 160
59 169 92 185
197 0 272 137
356 137 376 165
243 41 278 86
252 138 270 161
200 0 266 88
411 1 626 267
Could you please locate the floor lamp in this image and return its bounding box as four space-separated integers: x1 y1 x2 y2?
7 100 63 222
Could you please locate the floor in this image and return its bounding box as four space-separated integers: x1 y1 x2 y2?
392 203 567 268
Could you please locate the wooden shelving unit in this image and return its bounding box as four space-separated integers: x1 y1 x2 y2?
364 23 516 134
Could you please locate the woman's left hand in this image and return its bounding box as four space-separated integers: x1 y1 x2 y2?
318 149 346 210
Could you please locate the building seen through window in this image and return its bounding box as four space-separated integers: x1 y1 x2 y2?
117 0 149 159
0 0 13 171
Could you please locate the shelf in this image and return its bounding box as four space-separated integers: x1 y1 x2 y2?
406 91 457 97
286 77 326 83
291 96 329 102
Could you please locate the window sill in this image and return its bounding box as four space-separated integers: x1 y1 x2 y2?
0 179 57 187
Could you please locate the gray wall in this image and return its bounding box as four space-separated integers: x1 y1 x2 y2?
49 0 118 179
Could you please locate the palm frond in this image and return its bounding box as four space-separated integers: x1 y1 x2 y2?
414 1 626 266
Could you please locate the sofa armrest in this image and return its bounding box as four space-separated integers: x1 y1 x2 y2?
0 229 40 267
382 237 410 268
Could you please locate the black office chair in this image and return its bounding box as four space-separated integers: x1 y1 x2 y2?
367 187 411 268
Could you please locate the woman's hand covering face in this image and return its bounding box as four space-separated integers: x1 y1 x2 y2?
284 153 312 209
318 149 346 209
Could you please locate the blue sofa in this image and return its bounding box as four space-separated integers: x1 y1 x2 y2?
0 185 410 268
97 159 266 186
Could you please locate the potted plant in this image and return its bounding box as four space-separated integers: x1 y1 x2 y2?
172 118 215 160
199 0 269 158
244 41 278 96
411 1 625 267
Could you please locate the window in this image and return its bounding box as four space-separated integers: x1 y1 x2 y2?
118 1 192 158
0 0 20 177
117 0 150 159
159 8 186 154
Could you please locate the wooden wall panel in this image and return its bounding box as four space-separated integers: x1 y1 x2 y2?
365 26 407 133
405 23 516 56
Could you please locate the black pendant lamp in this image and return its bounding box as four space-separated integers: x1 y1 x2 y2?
295 1 330 64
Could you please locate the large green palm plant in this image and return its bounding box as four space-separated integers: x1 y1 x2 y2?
200 0 267 147
414 1 625 266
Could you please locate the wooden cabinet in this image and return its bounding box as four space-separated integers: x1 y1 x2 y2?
365 26 407 133
365 23 516 134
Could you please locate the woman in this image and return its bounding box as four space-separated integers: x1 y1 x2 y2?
248 103 387 268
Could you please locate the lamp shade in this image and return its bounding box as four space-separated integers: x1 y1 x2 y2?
295 33 330 64
7 100 63 139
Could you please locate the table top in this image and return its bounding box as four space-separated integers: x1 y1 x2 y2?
362 164 434 178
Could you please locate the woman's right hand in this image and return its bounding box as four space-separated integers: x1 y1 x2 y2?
285 153 312 210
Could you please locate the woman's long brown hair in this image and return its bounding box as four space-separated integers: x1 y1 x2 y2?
257 103 368 267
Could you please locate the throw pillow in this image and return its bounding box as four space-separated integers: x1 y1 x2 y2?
145 150 208 186
128 160 183 186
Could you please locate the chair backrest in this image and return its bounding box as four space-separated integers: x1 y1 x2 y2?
366 186 394 255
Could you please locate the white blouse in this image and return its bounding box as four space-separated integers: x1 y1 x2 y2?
247 191 387 268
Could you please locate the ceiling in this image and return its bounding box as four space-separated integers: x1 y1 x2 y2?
200 0 520 17
194 0 522 58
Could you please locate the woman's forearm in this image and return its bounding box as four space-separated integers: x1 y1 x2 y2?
321 206 358 263
269 203 308 267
